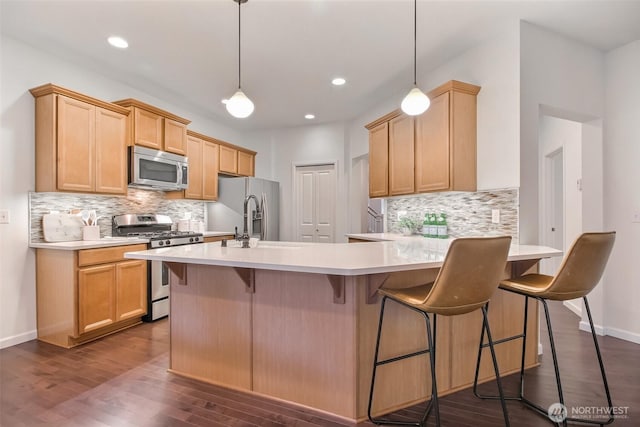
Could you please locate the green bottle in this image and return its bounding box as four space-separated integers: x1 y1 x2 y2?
437 213 449 239
422 213 429 237
428 212 438 238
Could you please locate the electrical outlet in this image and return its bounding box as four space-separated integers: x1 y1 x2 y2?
491 209 500 224
397 210 408 220
633 211 640 223
0 209 9 224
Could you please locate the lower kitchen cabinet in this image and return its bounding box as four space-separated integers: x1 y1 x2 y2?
36 244 148 348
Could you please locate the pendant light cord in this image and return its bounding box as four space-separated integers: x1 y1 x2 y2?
238 0 242 89
413 0 417 86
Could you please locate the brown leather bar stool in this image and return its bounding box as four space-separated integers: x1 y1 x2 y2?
367 236 512 427
473 232 616 426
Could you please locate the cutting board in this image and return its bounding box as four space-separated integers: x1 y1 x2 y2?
42 213 84 242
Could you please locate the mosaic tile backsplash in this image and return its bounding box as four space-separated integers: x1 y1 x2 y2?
385 189 519 242
30 189 205 242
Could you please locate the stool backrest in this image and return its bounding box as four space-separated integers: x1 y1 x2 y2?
544 232 616 300
422 236 512 315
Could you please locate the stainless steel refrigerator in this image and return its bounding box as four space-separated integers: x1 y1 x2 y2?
207 176 280 241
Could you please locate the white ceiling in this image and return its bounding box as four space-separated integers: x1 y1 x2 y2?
2 0 640 131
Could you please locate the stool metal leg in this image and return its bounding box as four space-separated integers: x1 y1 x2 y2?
367 296 439 427
474 293 615 426
481 305 511 426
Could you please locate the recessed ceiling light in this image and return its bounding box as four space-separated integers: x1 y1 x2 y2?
305 114 315 119
107 36 128 49
331 77 346 86
221 99 229 104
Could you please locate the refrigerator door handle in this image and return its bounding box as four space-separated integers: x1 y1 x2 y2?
261 192 268 241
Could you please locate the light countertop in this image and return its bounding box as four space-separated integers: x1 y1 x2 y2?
30 230 234 250
124 239 562 276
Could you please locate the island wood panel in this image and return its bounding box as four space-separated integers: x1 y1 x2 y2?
252 270 358 419
169 264 252 390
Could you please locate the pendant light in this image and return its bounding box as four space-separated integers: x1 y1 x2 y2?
226 0 254 118
400 0 430 116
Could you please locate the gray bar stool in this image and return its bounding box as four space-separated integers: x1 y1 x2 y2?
367 236 512 427
473 232 616 426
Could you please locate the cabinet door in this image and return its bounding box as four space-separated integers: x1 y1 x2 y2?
415 92 450 192
164 118 187 155
78 264 116 334
95 107 128 194
57 95 95 192
203 141 219 200
185 135 204 199
237 151 254 177
133 107 163 150
115 260 147 322
368 122 389 197
388 114 415 195
219 145 238 174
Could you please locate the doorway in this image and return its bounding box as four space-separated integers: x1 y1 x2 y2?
542 148 564 275
294 163 337 242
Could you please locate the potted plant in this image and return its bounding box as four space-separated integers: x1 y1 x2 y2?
398 216 418 236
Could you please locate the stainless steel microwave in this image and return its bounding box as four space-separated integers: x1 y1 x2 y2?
129 146 188 191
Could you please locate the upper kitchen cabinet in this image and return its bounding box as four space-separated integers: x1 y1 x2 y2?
30 84 130 195
365 80 480 198
184 130 219 201
415 80 480 193
112 98 190 155
219 142 256 177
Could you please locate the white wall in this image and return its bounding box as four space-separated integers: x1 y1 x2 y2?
247 123 348 242
347 23 521 191
602 40 640 343
519 22 605 245
0 35 265 348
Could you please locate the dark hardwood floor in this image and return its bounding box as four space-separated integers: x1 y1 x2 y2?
1 301 638 426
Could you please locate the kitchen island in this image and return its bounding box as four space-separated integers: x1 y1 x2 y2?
125 239 561 423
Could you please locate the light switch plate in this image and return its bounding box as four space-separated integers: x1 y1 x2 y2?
0 209 9 224
491 209 500 224
633 211 640 223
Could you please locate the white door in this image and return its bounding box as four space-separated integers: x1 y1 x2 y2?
295 164 336 243
542 149 564 275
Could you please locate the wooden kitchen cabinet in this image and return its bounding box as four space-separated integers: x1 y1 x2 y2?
219 145 238 174
219 143 256 176
171 131 220 201
388 114 415 195
415 81 479 192
30 84 129 194
36 244 148 348
365 80 480 197
203 234 235 243
368 122 389 197
113 98 190 155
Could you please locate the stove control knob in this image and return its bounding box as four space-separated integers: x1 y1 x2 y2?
194 236 200 242
158 241 164 246
189 237 194 243
165 240 171 246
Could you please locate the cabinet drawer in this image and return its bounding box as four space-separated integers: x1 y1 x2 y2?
78 244 147 267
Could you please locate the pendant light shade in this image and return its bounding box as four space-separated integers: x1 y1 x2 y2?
227 0 254 119
226 89 254 118
401 0 430 116
401 87 430 116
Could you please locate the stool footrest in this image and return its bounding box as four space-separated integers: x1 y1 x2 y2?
480 333 525 348
376 348 431 367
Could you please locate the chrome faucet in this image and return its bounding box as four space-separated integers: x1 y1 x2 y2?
241 194 259 248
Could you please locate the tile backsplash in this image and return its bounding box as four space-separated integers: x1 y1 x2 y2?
30 189 204 242
385 188 519 242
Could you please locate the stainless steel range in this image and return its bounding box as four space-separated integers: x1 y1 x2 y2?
112 214 203 321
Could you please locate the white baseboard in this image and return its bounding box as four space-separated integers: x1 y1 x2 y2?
563 300 582 317
0 330 37 349
538 342 543 355
579 321 640 344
